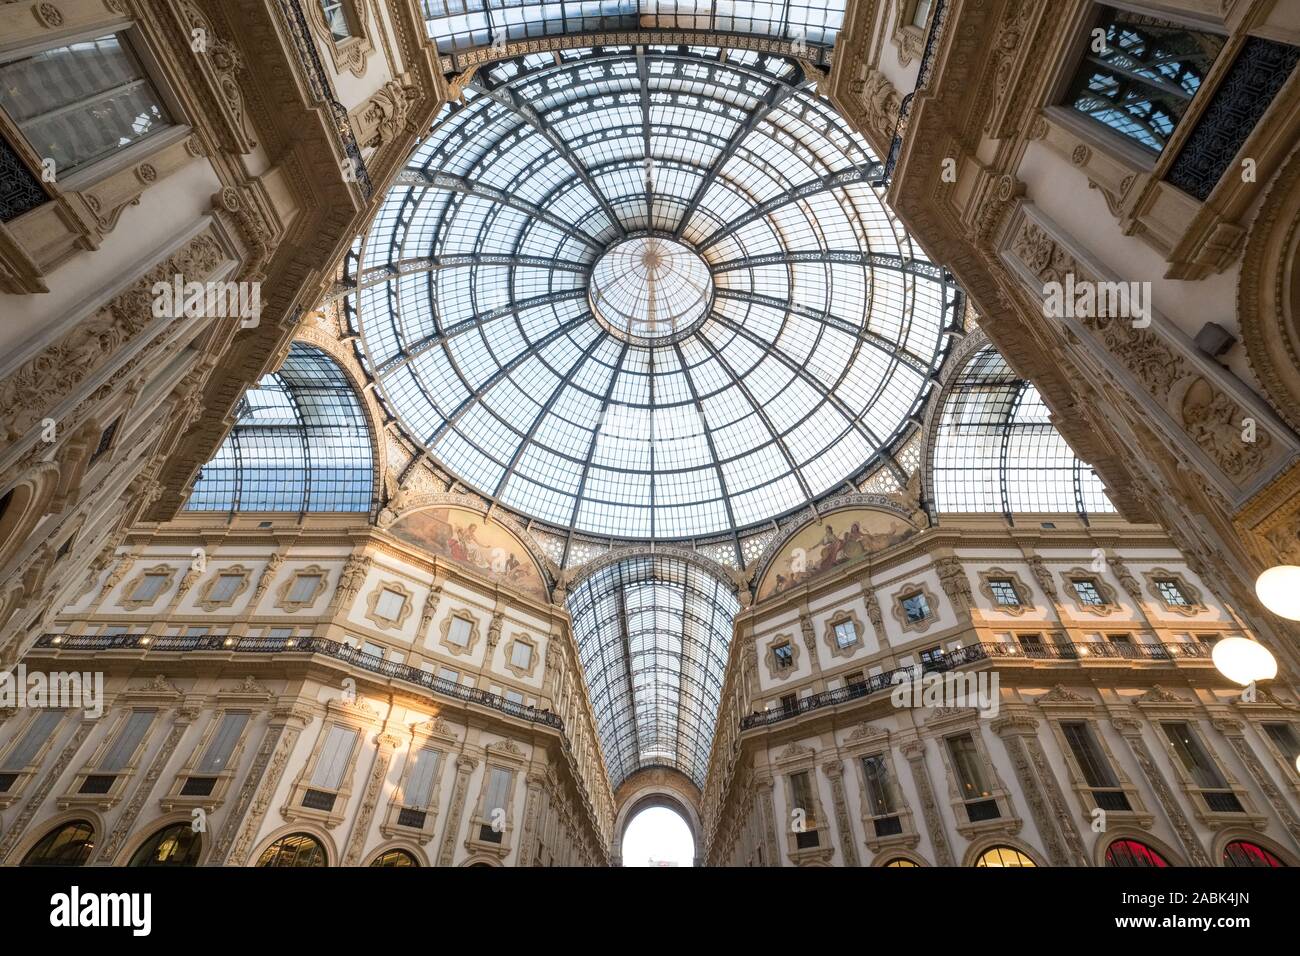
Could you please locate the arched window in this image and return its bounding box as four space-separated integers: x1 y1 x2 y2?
974 845 1036 867
931 346 1114 516
255 833 327 868
1105 839 1169 868
185 343 373 513
22 820 95 866
128 823 202 867
1222 840 1285 867
369 848 419 867
884 858 920 867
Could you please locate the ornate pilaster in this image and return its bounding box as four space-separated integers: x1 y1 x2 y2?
993 713 1083 865
0 719 94 863
95 707 197 863
1212 717 1300 846
901 739 954 866
755 777 781 867
437 754 478 866
515 770 547 867
1110 716 1212 866
822 759 860 866
341 732 401 866
213 713 307 866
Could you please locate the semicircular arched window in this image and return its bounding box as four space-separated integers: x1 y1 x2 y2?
185 343 373 514
931 345 1115 517
128 822 202 867
22 820 95 866
255 833 327 868
1105 838 1169 867
883 857 920 867
1222 840 1285 867
369 848 419 867
974 845 1036 867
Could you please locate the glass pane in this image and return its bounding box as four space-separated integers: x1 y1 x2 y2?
1 710 63 771
101 710 155 772
197 712 249 774
0 33 171 174
311 726 358 789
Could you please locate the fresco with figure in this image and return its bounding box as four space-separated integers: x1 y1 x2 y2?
758 508 917 600
387 506 548 601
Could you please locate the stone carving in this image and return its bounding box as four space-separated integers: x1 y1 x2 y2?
901 740 954 866
0 720 93 863
857 68 902 137
228 723 303 866
997 731 1069 866
1114 726 1212 866
96 713 191 862
335 554 371 608
1011 219 1274 483
342 748 395 866
1218 731 1300 845
437 755 478 866
1036 684 1090 704
935 557 972 611
822 759 860 867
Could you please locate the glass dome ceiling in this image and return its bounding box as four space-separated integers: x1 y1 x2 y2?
347 44 957 541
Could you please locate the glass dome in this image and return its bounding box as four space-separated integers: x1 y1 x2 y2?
347 45 956 540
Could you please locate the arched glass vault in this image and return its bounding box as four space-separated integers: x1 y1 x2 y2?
930 345 1114 517
420 0 847 55
566 554 738 788
185 343 374 514
347 44 957 542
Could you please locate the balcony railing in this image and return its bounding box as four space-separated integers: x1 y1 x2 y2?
741 640 1213 729
33 632 563 730
882 0 951 184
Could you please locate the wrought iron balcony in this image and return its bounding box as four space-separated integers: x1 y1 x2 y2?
33 632 563 730
740 640 1214 729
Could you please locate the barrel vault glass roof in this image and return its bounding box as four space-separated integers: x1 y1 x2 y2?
185 344 374 513
566 554 738 788
420 0 847 54
346 44 956 541
930 346 1115 517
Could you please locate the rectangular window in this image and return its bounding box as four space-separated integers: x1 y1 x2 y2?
1161 723 1227 789
912 0 933 29
483 766 513 816
833 621 857 648
374 588 405 621
789 770 818 831
989 579 1021 607
403 748 439 809
1263 723 1300 763
947 733 993 802
310 725 358 790
772 642 794 669
919 645 946 668
1062 7 1225 155
288 574 322 604
1061 720 1131 810
437 667 459 684
1154 579 1190 606
779 693 797 711
504 690 524 705
360 641 384 660
1071 579 1105 605
91 419 119 462
319 0 353 40
130 573 170 603
0 34 173 176
511 641 533 669
208 574 244 604
195 712 249 774
860 754 897 816
447 617 472 647
901 592 931 623
100 710 155 772
1 710 63 771
845 670 866 691
266 627 293 639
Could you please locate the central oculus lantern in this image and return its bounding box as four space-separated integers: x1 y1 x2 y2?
588 235 714 345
